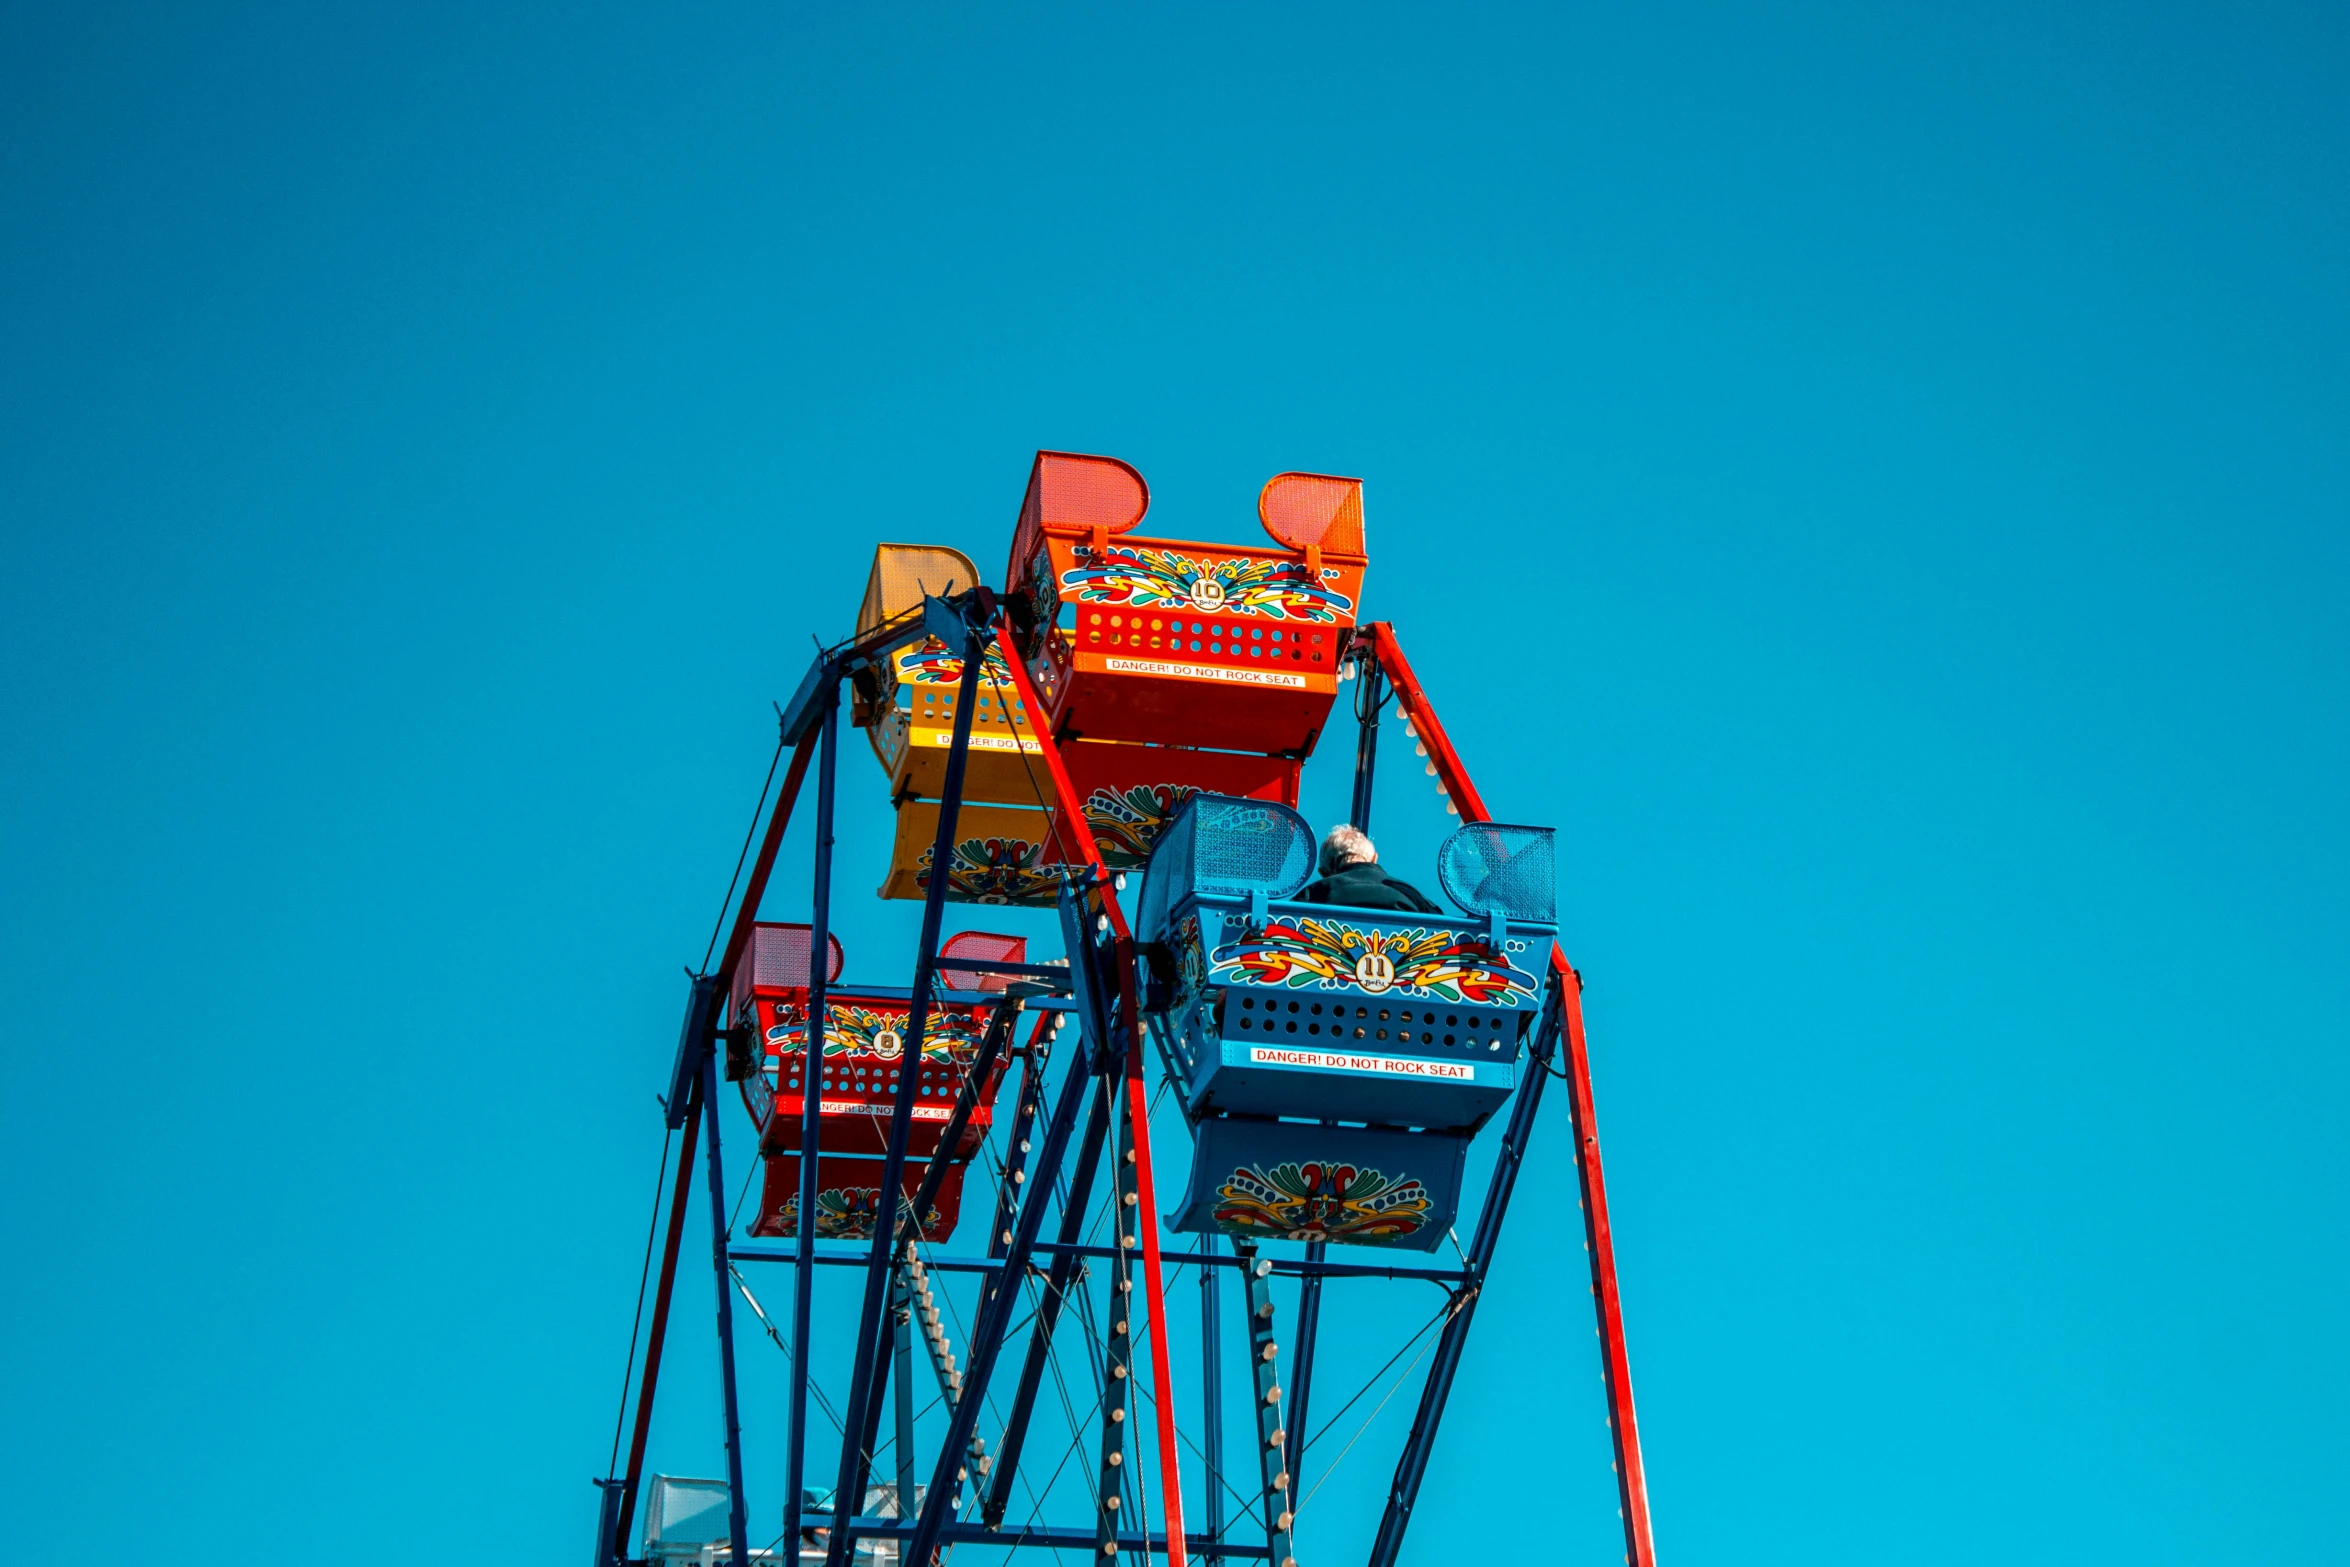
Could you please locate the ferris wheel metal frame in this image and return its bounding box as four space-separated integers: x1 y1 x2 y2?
590 584 1657 1567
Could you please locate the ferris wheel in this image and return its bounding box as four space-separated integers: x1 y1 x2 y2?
590 453 1657 1567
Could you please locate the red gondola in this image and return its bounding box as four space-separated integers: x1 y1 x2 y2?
1004 452 1367 754
731 923 1021 1233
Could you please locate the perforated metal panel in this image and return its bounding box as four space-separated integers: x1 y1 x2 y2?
858 543 982 639
1258 471 1367 559
735 924 850 1022
937 930 1028 992
1193 797 1316 895
1437 823 1558 924
643 1474 731 1557
1005 449 1150 590
1142 795 1316 938
753 923 847 987
642 1475 903 1563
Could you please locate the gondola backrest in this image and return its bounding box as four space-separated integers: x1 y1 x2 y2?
854 542 1045 802
1136 796 1316 946
729 922 846 1074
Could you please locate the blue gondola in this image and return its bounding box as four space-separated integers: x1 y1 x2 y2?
1137 795 1557 1252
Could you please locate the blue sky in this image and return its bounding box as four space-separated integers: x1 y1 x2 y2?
4 4 2346 1563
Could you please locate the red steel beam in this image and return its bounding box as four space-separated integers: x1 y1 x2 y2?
614 724 817 1561
614 1089 703 1560
716 728 820 992
1552 947 1657 1564
1363 620 1658 1567
994 623 1189 1567
1358 621 1487 823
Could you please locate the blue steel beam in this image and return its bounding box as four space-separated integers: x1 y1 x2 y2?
1365 985 1565 1567
876 989 1019 1512
776 606 932 745
1197 1235 1226 1549
904 967 1104 1567
1234 1246 1297 1567
1282 1250 1326 1500
785 684 840 1551
985 1017 1056 1258
892 1267 918 1521
977 882 1121 1526
1285 640 1391 1497
663 976 725 1132
696 1053 752 1567
779 981 1051 1006
588 1478 622 1567
823 595 994 1567
907 997 1017 1228
1346 641 1387 834
978 1069 1113 1528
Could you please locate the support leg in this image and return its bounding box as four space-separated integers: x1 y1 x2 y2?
613 1093 702 1559
1365 987 1564 1567
1287 628 1376 1515
1096 1096 1139 1557
1557 962 1658 1566
1282 1250 1325 1497
699 1057 752 1567
1362 623 1657 1566
1198 1235 1225 1548
893 1263 919 1527
826 620 990 1566
590 1477 623 1567
788 685 840 1554
905 1031 1103 1566
1235 1246 1297 1567
986 1016 1056 1258
980 1075 1114 1527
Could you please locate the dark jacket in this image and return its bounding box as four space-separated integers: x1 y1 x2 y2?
1294 861 1445 914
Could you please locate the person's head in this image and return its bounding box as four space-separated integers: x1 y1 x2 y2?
1318 823 1377 877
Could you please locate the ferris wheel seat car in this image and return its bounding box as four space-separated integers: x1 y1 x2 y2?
863 453 1362 902
1002 451 1369 755
854 543 1051 806
732 923 1018 1167
1136 797 1559 1250
1137 797 1556 1132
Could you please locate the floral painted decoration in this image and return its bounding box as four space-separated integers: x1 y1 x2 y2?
1209 917 1537 1006
1059 546 1354 624
1083 782 1200 868
768 1186 944 1242
765 1002 987 1065
898 636 1016 687
914 835 1065 906
1213 1160 1431 1244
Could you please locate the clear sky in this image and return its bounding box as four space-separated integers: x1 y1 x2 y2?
4 4 2346 1564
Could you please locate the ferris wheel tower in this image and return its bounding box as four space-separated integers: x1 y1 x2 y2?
588 454 1657 1567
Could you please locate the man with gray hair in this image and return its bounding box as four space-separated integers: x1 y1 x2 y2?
1296 823 1444 913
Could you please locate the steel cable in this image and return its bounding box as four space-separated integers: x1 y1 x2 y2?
605 1123 676 1475
700 717 790 976
1296 1293 1470 1513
